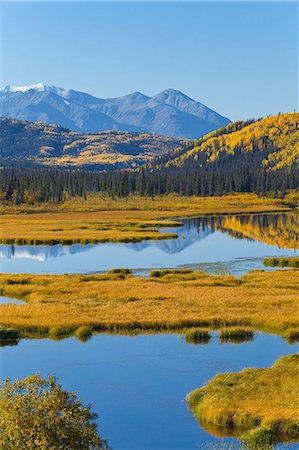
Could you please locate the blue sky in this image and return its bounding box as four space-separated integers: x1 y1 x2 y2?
0 1 298 120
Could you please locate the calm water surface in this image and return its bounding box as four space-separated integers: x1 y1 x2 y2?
0 213 297 275
1 212 298 448
0 333 297 449
0 295 25 305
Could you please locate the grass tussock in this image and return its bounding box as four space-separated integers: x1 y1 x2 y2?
187 353 299 447
283 328 299 344
0 193 290 245
184 328 211 345
75 326 93 342
0 269 298 339
219 327 254 344
264 257 299 268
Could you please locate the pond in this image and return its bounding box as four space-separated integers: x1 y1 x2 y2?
0 212 297 275
0 332 297 449
0 295 25 305
0 211 298 448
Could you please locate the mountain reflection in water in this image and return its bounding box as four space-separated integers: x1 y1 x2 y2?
0 213 297 275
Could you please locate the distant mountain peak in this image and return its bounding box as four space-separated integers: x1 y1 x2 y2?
0 82 49 93
0 83 231 138
156 88 194 100
0 83 69 97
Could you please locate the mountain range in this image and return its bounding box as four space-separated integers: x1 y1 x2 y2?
0 118 184 170
0 83 230 138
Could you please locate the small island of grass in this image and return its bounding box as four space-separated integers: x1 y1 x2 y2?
187 353 299 448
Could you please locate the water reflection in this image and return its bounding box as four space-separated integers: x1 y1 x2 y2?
0 213 297 275
0 332 297 449
0 296 25 305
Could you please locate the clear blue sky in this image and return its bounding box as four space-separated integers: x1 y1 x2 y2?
0 1 298 120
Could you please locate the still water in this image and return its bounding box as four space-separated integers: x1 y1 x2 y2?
0 213 297 275
0 332 297 449
0 212 298 448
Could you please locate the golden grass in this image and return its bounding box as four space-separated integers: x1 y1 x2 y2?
0 193 291 244
0 269 298 339
187 353 299 446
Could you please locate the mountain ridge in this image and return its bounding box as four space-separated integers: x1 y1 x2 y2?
0 84 230 138
0 117 185 170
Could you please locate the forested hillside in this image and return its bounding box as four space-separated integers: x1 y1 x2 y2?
0 118 184 170
156 112 298 172
1 113 298 203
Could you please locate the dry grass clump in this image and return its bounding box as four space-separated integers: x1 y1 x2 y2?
187 353 299 447
219 327 254 344
264 257 299 268
0 269 298 339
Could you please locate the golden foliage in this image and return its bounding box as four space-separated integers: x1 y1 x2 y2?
166 113 299 171
212 212 299 249
0 374 107 449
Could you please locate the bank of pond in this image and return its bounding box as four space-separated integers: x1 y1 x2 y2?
0 210 298 448
0 331 298 449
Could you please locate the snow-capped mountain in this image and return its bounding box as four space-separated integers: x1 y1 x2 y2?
0 83 230 138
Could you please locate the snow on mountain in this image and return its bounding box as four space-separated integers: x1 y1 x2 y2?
0 84 230 138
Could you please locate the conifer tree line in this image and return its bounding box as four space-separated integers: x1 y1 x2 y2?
1 157 297 204
1 113 297 204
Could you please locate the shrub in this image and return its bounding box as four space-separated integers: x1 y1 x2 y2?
0 373 109 449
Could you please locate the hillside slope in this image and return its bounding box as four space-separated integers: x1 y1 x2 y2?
0 118 184 170
158 113 299 172
0 84 230 138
